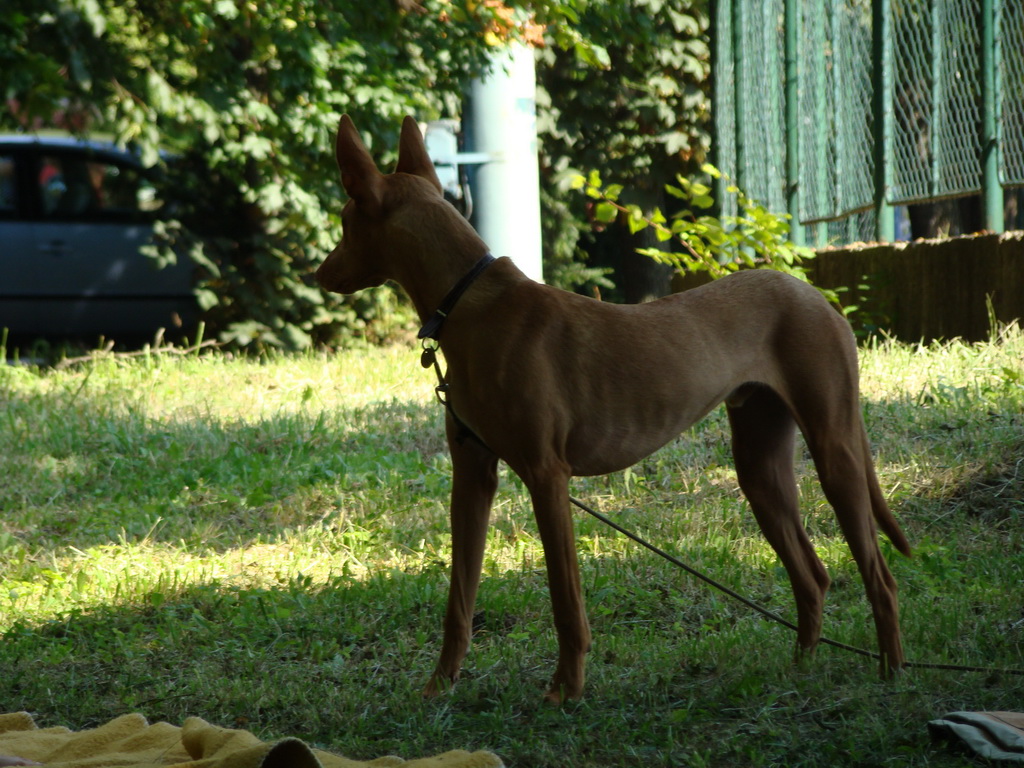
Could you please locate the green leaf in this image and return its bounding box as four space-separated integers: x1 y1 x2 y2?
213 0 239 19
574 40 611 69
196 289 220 311
594 201 618 224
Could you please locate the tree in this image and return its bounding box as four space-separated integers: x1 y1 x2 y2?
2 0 711 343
536 0 711 301
1 0 532 347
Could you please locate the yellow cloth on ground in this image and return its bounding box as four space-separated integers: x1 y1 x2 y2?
0 712 503 768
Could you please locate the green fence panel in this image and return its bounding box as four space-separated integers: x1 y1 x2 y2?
834 0 877 215
797 0 834 223
798 0 876 223
889 0 982 204
1001 1 1024 185
736 0 788 213
713 0 1023 246
711 0 738 220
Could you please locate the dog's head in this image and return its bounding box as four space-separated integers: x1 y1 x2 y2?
316 115 480 295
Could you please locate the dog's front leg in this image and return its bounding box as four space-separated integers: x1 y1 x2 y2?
526 465 591 703
424 417 499 697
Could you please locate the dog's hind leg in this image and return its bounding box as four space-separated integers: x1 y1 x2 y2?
425 417 499 697
728 386 831 659
861 426 912 557
522 462 591 703
806 428 905 679
801 412 905 677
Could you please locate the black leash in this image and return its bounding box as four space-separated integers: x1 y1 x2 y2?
564 493 881 661
415 266 1024 678
567 493 1024 676
418 253 496 341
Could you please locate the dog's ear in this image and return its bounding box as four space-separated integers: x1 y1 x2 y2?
336 114 384 211
395 115 443 195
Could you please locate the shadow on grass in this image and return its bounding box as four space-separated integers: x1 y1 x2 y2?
0 549 789 748
1 577 461 761
0 545 911 766
3 545 1023 768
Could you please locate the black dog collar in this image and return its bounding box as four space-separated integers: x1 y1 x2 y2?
417 253 497 340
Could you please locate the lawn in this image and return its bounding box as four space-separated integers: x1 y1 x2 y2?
1 328 1022 767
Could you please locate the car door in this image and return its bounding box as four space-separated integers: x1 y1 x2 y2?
30 147 184 337
0 147 42 334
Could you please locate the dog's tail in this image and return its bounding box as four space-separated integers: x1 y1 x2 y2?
863 431 912 557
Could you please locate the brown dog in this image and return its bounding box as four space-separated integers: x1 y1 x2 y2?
316 114 911 703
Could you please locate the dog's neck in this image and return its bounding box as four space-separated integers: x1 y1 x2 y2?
384 198 501 332
396 248 486 325
417 253 497 340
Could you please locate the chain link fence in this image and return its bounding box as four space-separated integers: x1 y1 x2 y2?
712 0 1024 246
890 0 982 203
799 0 875 223
1002 1 1024 184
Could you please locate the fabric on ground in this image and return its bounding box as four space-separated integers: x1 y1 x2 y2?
928 711 1024 762
0 712 503 768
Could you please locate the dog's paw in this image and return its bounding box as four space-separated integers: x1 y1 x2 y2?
544 679 584 705
423 671 457 698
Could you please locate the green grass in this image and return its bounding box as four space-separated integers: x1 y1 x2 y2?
1 330 1022 767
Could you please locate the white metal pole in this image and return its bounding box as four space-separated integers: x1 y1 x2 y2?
467 42 544 283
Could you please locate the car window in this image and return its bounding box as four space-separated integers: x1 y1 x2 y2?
38 153 162 220
0 154 16 212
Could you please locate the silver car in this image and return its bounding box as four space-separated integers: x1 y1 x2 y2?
0 135 196 341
